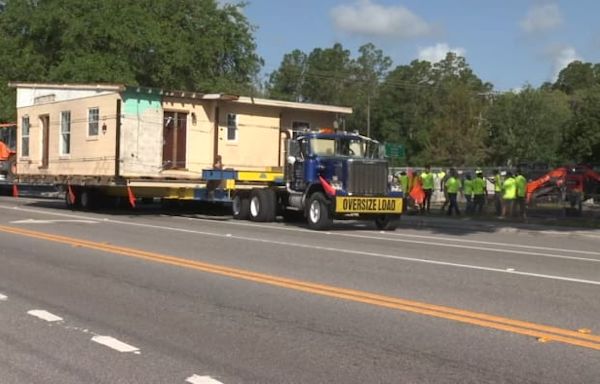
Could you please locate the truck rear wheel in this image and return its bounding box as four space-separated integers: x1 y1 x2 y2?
307 192 332 230
232 194 250 220
249 189 276 222
374 214 400 231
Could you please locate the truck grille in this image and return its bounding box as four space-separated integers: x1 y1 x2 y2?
346 160 388 195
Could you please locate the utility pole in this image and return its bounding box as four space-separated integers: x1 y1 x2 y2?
367 92 371 137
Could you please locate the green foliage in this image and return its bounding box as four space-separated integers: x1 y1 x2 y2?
562 86 600 163
0 0 262 121
374 53 491 166
266 42 392 134
486 87 571 166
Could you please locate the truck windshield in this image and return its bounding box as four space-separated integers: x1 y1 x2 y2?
309 137 383 159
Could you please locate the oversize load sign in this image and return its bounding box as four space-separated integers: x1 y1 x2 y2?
335 197 403 213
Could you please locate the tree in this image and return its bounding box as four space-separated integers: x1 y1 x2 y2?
553 61 599 95
267 43 392 134
267 50 308 102
0 0 263 121
486 87 571 166
374 52 491 165
562 86 600 163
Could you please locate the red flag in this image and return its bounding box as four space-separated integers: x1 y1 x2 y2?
67 184 76 205
12 183 18 198
127 186 136 208
318 176 337 197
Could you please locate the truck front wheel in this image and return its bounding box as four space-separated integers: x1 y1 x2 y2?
307 192 333 230
374 214 400 231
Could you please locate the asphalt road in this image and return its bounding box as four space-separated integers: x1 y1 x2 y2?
0 196 599 383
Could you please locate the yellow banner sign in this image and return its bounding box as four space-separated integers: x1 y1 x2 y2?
335 197 403 213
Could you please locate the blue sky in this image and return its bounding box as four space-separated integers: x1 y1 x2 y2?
241 0 600 91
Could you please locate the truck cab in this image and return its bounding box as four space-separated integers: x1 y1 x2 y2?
285 130 403 230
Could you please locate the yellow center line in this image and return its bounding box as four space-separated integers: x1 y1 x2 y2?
1 224 599 351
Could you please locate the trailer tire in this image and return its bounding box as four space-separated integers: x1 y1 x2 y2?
232 194 250 220
306 192 332 230
79 188 95 211
249 189 276 222
374 214 400 231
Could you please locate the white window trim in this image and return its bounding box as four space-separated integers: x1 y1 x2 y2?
226 113 238 142
59 111 71 157
21 116 30 158
87 107 100 139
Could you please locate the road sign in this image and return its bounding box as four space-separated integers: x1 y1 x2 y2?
384 143 405 158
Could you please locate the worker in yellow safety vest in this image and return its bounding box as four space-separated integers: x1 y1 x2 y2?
502 171 517 218
420 165 435 213
445 168 462 216
515 168 527 218
463 173 474 214
492 169 504 216
471 170 487 215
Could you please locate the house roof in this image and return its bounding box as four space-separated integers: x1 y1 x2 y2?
234 96 352 114
8 82 353 114
8 82 125 92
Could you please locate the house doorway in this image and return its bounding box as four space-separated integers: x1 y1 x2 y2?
162 111 187 169
40 115 49 168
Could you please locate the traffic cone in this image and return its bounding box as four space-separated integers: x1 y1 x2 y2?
12 183 18 198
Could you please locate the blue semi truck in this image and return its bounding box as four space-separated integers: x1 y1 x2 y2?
226 129 404 230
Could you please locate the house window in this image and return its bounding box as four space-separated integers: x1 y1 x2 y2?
292 121 310 138
21 116 30 157
60 111 71 155
88 107 99 136
227 113 237 141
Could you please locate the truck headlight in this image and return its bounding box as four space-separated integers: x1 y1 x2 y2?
330 176 343 190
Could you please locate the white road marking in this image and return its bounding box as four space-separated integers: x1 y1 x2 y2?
2 204 600 286
27 310 63 322
186 374 224 384
91 335 140 353
0 293 7 301
10 218 98 224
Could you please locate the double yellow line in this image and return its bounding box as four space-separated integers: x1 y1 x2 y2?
1 224 599 351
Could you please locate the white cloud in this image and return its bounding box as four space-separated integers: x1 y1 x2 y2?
331 0 434 39
417 43 466 63
548 46 581 80
520 3 563 33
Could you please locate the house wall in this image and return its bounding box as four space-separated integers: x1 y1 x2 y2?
16 92 119 176
280 110 341 132
119 89 163 177
162 97 215 173
217 103 281 170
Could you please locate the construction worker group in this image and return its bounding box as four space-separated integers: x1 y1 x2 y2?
399 166 528 218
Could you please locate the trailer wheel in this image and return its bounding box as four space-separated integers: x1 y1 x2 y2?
232 194 250 220
79 188 95 211
249 189 276 222
307 192 332 230
374 214 400 231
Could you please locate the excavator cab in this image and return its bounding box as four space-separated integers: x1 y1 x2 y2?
0 123 17 181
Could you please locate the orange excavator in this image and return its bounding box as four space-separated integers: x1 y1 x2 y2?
0 123 17 181
526 164 600 211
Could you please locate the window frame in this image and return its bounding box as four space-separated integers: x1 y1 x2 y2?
60 111 71 156
87 107 99 138
226 113 237 142
21 116 30 158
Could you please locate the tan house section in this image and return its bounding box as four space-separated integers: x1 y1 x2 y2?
9 83 352 181
12 83 123 178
